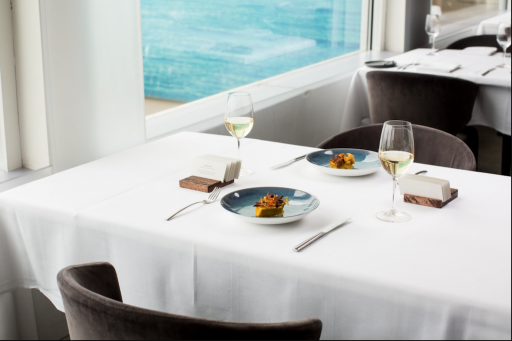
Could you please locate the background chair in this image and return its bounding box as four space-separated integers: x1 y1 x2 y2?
366 71 479 160
317 124 477 171
447 35 511 53
58 262 323 340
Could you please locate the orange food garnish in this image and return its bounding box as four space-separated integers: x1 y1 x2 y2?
329 153 355 169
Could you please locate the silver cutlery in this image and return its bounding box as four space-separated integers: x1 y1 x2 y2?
293 218 351 252
166 187 221 221
269 154 309 170
449 65 462 73
398 63 413 70
399 62 420 70
482 68 496 76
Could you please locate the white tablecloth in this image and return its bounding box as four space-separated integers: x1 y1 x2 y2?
0 132 510 340
341 49 512 136
476 12 512 35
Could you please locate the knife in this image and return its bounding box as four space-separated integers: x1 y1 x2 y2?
269 154 308 170
293 218 351 252
482 67 496 76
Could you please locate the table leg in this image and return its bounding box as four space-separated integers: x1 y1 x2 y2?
501 134 511 176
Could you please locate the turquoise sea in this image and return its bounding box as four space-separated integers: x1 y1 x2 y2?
141 0 363 102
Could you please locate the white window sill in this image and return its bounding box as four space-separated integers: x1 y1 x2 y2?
145 50 399 142
0 167 52 193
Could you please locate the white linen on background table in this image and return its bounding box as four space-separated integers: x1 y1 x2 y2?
476 12 512 35
0 132 510 340
341 49 512 135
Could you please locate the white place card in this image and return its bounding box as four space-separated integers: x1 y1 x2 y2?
190 158 228 182
399 174 451 202
190 155 241 183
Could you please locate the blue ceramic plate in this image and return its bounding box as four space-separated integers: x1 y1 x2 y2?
307 148 381 177
220 187 320 225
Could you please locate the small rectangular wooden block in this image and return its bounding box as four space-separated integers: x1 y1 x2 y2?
179 176 234 193
404 189 458 209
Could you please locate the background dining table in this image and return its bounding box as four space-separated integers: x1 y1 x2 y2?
0 132 510 340
341 48 511 136
477 12 512 35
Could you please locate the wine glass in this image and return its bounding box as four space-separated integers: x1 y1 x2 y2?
496 22 511 69
225 92 255 176
377 121 415 223
425 14 441 56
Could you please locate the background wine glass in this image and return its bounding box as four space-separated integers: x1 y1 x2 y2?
425 14 441 56
225 92 255 176
496 22 511 69
377 121 415 223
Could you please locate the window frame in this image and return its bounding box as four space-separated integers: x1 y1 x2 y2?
143 0 375 139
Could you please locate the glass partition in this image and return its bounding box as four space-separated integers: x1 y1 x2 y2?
432 0 502 25
141 0 365 111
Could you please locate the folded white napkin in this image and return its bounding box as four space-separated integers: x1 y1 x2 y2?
460 47 497 56
416 62 461 73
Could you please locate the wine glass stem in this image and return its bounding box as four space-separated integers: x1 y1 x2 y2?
237 138 241 161
391 177 398 213
432 36 436 53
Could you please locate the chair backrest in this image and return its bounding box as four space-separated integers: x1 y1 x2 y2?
58 262 323 340
447 34 511 52
366 71 479 136
317 124 477 171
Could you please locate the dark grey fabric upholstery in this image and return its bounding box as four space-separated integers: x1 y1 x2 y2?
317 124 477 171
366 71 480 159
447 34 511 53
366 72 479 135
58 262 323 340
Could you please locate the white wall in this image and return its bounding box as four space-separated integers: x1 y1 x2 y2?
0 0 22 171
203 78 354 148
39 0 146 173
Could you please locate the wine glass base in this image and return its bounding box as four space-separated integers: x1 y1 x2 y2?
239 168 255 177
376 210 411 223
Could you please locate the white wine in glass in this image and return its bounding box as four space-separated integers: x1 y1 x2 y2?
225 117 254 140
225 92 255 176
377 121 415 223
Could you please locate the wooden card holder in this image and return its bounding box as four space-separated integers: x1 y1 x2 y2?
404 188 458 209
179 176 234 193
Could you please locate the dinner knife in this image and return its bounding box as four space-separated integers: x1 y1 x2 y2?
269 154 308 170
293 218 351 253
482 67 496 76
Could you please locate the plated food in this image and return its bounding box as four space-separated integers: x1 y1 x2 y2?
221 187 319 225
254 194 289 217
330 153 356 169
307 148 380 177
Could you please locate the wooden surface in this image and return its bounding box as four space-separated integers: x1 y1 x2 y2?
404 189 458 209
179 176 234 193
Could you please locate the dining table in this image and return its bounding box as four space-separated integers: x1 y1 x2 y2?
0 132 510 340
341 48 511 136
476 12 511 35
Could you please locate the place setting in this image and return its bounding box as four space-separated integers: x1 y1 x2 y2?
169 94 460 258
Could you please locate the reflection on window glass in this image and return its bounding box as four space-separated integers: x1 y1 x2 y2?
141 0 363 103
432 0 501 25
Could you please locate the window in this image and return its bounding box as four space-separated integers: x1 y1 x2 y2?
432 0 505 25
141 0 366 115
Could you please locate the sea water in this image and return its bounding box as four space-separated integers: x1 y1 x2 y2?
141 0 362 102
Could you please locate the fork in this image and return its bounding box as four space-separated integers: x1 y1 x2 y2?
166 187 222 221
